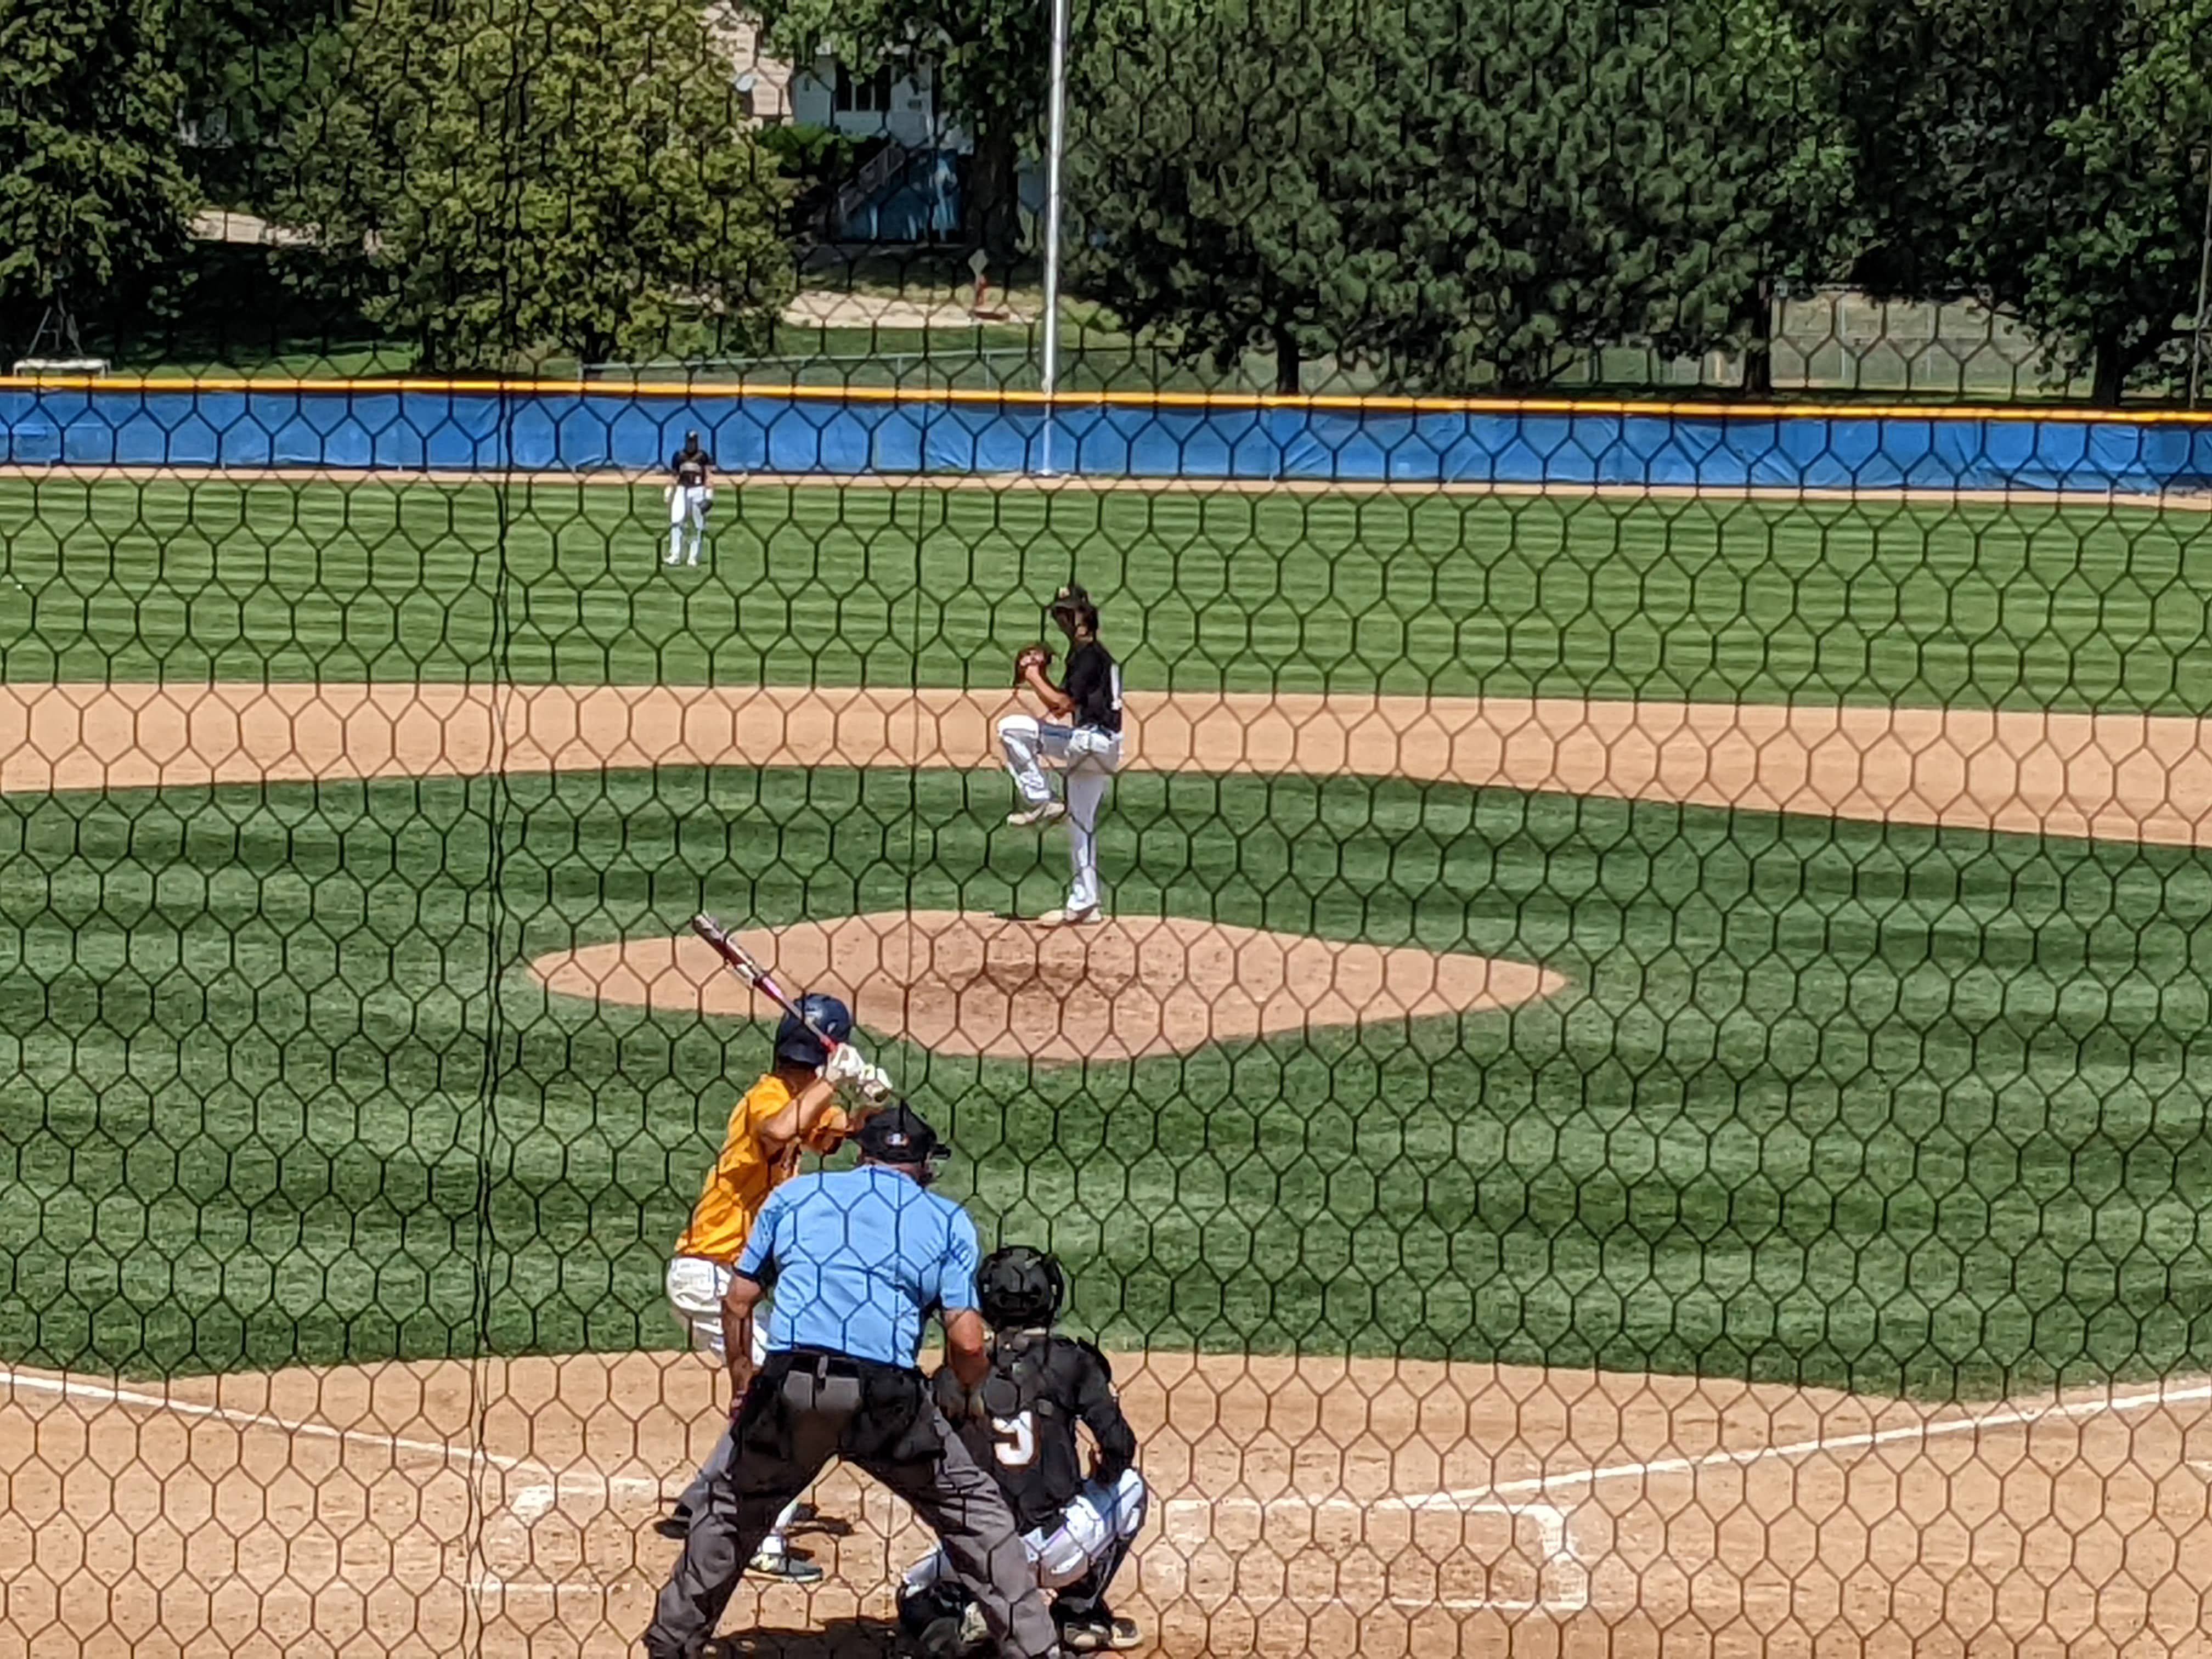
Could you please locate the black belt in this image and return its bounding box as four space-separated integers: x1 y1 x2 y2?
767 1346 920 1383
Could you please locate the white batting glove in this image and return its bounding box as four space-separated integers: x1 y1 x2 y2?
822 1040 891 1097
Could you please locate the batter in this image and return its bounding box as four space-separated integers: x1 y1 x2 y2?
659 992 890 1579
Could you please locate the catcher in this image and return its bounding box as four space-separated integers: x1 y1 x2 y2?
899 1245 1147 1654
997 584 1124 927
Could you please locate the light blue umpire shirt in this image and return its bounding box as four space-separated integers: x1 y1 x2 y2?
735 1163 982 1368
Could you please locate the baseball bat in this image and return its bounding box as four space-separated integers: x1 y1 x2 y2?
690 912 848 1051
690 913 918 1119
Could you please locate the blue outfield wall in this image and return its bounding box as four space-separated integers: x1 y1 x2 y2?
4 384 2211 493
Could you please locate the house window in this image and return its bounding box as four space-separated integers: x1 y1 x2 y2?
833 62 894 114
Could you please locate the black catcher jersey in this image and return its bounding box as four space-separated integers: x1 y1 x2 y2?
957 1332 1137 1533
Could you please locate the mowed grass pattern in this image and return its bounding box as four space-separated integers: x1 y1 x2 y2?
4 765 2210 1397
3 479 2211 709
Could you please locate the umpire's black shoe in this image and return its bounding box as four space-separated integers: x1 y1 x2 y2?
652 1503 691 1541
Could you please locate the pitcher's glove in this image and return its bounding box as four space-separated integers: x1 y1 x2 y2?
1013 643 1052 686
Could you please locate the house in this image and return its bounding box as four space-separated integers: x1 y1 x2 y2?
786 52 962 241
704 6 960 242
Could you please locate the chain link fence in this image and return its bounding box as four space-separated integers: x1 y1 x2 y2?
9 2 2212 1657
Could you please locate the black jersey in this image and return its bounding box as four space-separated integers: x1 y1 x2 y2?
956 1331 1137 1533
1062 641 1122 735
670 443 712 487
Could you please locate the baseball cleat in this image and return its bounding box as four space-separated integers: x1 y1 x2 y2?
1034 905 1103 927
1059 1612 1141 1651
747 1547 824 1582
1006 800 1067 827
651 1503 691 1540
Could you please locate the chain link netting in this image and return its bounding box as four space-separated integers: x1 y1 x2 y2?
7 3 2212 1657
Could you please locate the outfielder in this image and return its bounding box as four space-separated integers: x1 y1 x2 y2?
660 991 892 1580
665 429 714 566
999 584 1124 927
900 1246 1147 1654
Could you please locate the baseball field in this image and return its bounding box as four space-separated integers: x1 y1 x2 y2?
7 470 2212 1659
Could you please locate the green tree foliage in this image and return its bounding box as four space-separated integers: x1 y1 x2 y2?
1069 0 1848 393
751 0 1048 258
1836 0 2212 403
0 0 196 338
276 0 795 370
170 0 344 202
2033 0 2212 400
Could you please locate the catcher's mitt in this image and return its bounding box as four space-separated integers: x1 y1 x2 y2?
1013 642 1053 686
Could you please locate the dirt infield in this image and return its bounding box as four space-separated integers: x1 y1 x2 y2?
531 911 1564 1062
9 678 2212 1658
7 1350 2212 1659
9 681 2212 849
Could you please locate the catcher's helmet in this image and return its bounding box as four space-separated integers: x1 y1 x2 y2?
772 992 852 1068
685 428 701 445
1047 583 1098 636
977 1244 1065 1329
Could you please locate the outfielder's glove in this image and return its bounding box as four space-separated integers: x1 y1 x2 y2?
1013 643 1052 686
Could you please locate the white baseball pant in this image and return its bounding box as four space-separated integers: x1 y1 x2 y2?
998 716 1122 914
667 485 712 562
664 1255 802 1551
902 1467 1148 1595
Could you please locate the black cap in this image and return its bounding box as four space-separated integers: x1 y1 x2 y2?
856 1103 948 1168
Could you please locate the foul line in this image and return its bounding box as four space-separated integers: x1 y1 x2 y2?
1407 1376 2212 1510
0 1364 532 1473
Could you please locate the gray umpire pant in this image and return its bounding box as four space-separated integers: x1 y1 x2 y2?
644 1351 1059 1659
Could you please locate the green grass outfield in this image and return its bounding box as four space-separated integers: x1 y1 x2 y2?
5 478 2212 710
4 765 2210 1399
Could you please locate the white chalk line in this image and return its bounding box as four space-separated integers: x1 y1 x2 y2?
1158 1496 1588 1615
0 1364 531 1475
16 1363 2211 1610
1407 1375 2212 1511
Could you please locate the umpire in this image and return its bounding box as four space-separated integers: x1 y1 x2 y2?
644 1104 1063 1659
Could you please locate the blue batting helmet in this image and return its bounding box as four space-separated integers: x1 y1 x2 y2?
773 992 853 1068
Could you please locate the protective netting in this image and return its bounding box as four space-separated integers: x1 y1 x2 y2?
8 3 2212 1658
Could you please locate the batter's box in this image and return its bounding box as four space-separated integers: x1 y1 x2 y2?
1385 1502 1590 1615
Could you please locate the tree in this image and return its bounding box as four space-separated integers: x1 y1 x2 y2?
1710 0 1863 394
170 0 347 204
749 0 1051 259
1065 0 1350 392
276 0 795 369
1833 0 2212 403
0 0 196 345
1069 0 1844 394
2030 0 2212 400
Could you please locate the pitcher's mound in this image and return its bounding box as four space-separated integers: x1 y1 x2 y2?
532 911 1563 1062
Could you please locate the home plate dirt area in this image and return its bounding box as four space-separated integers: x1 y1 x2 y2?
6 1352 2212 1659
